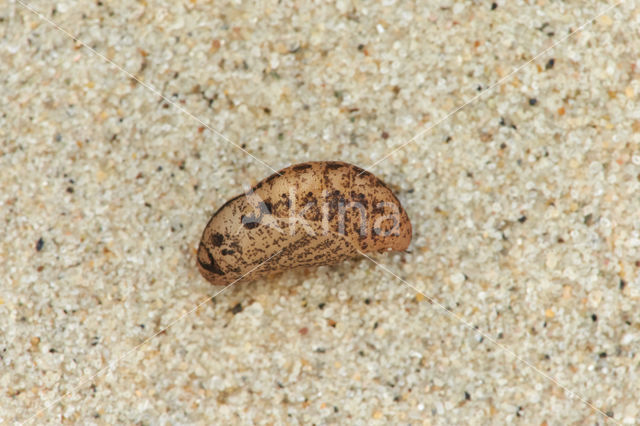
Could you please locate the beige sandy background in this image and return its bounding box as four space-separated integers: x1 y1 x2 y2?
2 0 640 424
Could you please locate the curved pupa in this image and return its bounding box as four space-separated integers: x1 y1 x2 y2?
197 161 412 285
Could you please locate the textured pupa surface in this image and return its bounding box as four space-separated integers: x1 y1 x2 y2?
197 161 412 285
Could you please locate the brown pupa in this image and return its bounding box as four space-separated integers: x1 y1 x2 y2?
197 161 412 285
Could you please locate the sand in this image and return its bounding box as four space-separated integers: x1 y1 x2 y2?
2 0 639 424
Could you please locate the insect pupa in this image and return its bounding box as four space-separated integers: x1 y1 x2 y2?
197 161 412 285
